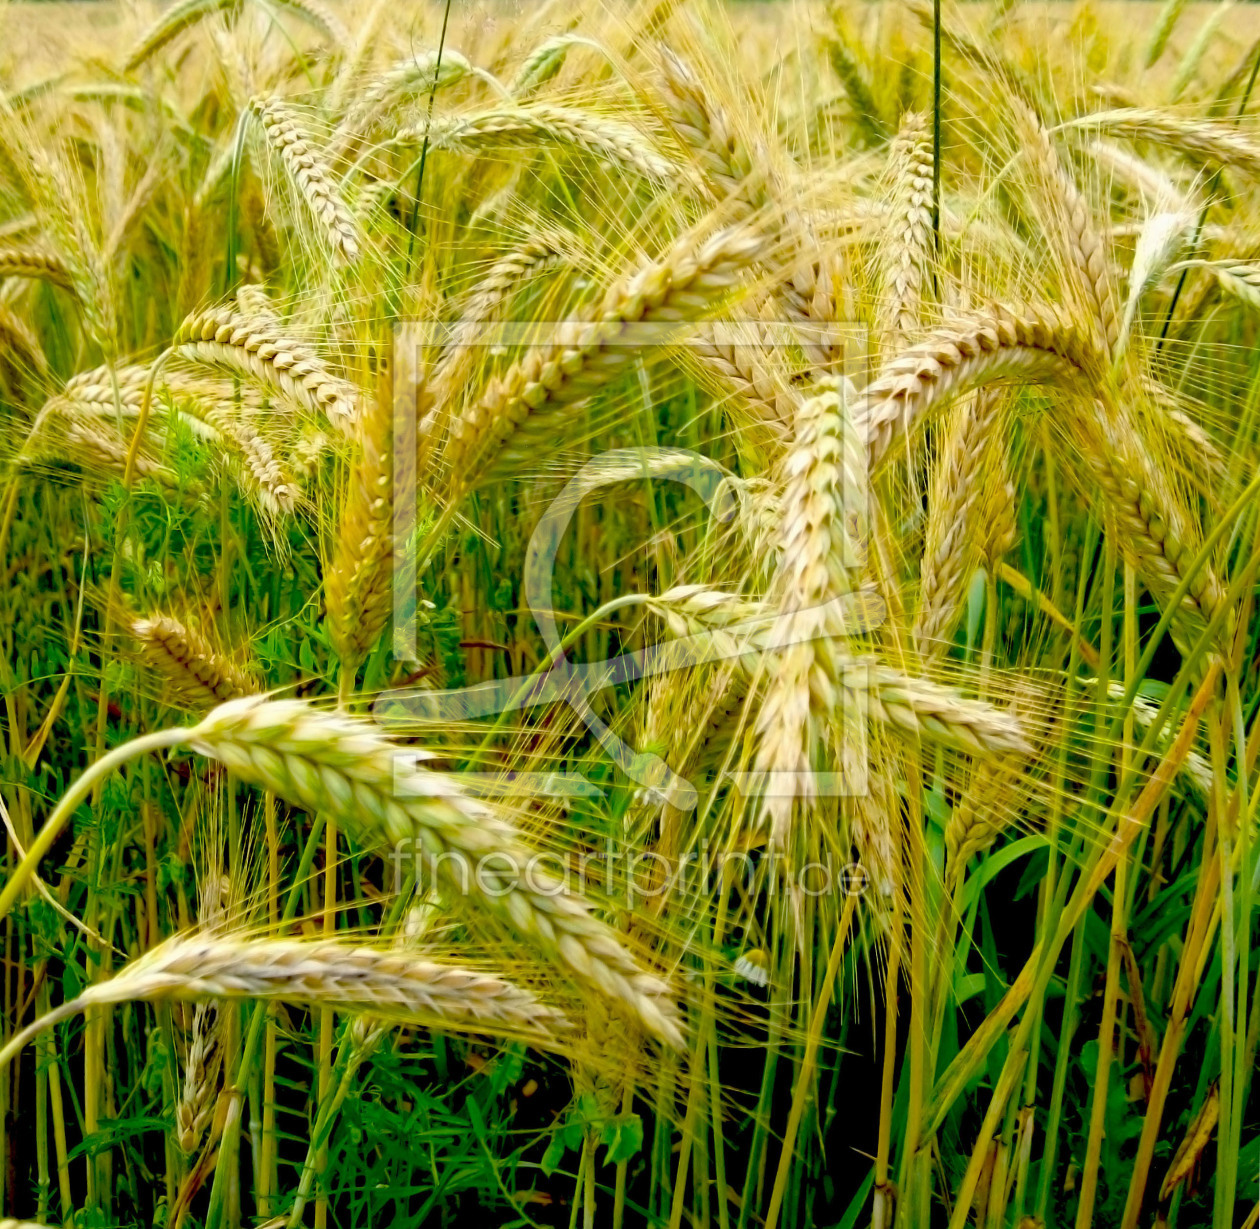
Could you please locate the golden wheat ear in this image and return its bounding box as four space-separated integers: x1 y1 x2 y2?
248 97 361 265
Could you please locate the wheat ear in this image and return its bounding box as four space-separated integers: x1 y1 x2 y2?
410 106 680 184
269 0 348 43
0 246 74 290
132 614 255 707
326 349 428 671
1072 397 1226 637
655 49 767 211
431 232 568 403
249 98 361 265
11 936 563 1050
124 0 240 71
1014 100 1120 353
753 380 867 850
857 302 1101 472
185 697 682 1045
176 873 230 1155
443 225 766 489
174 303 360 432
1067 109 1260 179
1173 259 1260 310
0 306 47 377
915 391 1009 657
877 112 934 346
199 407 300 516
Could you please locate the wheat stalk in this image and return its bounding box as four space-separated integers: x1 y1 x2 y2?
184 697 683 1044
249 98 361 265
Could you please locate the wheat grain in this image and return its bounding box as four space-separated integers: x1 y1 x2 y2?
1146 0 1189 66
825 33 887 146
176 874 231 1155
1076 396 1225 635
1173 258 1260 310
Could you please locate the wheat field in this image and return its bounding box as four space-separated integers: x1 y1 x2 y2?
0 0 1258 1226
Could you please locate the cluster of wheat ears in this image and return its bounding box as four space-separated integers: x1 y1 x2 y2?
0 0 1258 1225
